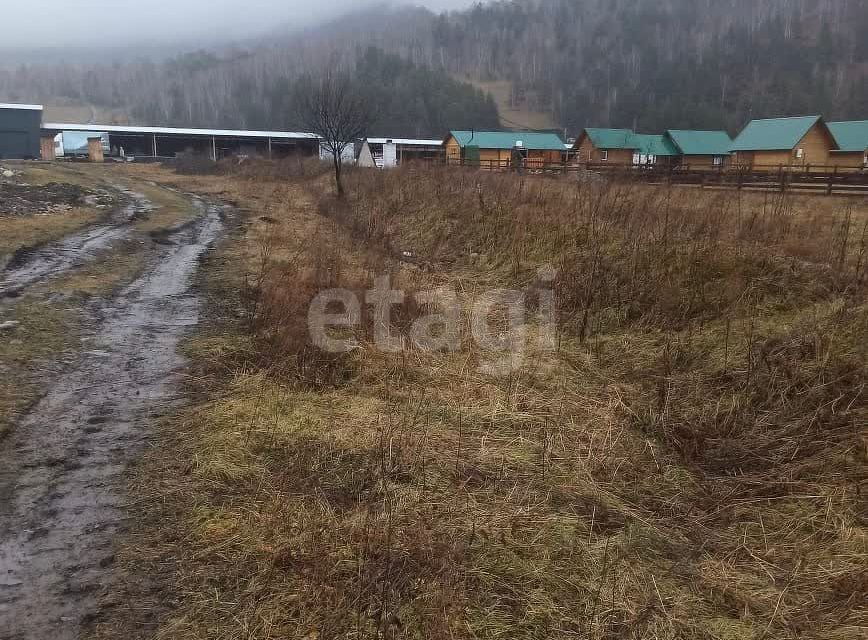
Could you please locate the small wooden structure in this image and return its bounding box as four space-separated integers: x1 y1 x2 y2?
445 130 565 169
87 136 104 162
40 135 57 161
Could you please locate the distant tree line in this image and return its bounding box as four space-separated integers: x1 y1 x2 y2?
0 44 498 138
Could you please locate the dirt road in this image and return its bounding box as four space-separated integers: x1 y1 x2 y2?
0 183 225 639
0 187 151 298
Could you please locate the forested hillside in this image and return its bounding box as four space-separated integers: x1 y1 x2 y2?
430 0 868 132
1 0 867 135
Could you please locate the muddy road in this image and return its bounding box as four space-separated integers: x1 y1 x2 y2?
0 184 225 639
0 187 152 298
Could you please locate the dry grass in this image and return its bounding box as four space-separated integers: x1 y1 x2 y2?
129 181 200 234
100 163 867 640
9 162 110 189
0 299 77 438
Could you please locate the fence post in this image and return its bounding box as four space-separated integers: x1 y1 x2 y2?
827 166 837 196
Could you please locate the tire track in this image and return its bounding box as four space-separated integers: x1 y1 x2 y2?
0 187 152 299
0 197 224 639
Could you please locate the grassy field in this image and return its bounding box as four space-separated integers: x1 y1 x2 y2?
469 79 559 131
99 162 867 640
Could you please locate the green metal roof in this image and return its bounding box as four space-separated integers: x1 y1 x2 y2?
630 134 680 157
730 116 828 152
827 121 868 153
581 128 636 150
666 130 733 156
449 130 566 151
579 129 678 156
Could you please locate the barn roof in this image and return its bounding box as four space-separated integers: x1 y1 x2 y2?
666 130 733 156
579 128 636 150
0 103 43 111
827 121 868 153
448 130 566 151
42 122 319 140
730 116 830 152
366 138 443 147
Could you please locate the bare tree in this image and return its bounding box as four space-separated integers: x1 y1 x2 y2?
298 70 373 198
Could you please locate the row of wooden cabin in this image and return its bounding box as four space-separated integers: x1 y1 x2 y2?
443 116 868 171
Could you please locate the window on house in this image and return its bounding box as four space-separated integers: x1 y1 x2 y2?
713 155 724 166
601 150 608 161
795 148 804 159
863 151 868 167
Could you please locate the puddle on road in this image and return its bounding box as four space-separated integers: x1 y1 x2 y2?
0 198 224 640
0 189 153 299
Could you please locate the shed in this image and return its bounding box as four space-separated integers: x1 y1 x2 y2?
0 103 43 160
43 122 320 160
665 130 733 168
445 130 565 169
730 116 837 170
359 138 443 169
827 121 868 169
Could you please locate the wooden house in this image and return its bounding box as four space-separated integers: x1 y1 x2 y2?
730 116 837 170
572 128 636 164
572 129 681 166
827 121 868 169
665 130 732 168
445 131 566 169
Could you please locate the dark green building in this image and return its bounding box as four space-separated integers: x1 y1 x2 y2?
0 103 43 160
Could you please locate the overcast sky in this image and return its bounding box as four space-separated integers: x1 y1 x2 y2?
2 0 476 48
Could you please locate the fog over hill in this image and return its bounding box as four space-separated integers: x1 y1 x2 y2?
1 0 474 49
2 0 867 137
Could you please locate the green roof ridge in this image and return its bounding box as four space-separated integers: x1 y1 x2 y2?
730 115 825 152
449 130 566 151
665 129 733 156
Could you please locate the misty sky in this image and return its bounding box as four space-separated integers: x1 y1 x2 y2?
3 0 476 48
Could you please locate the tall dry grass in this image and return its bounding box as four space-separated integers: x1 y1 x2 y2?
102 162 867 640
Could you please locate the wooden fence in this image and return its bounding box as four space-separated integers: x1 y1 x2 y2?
440 159 868 196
